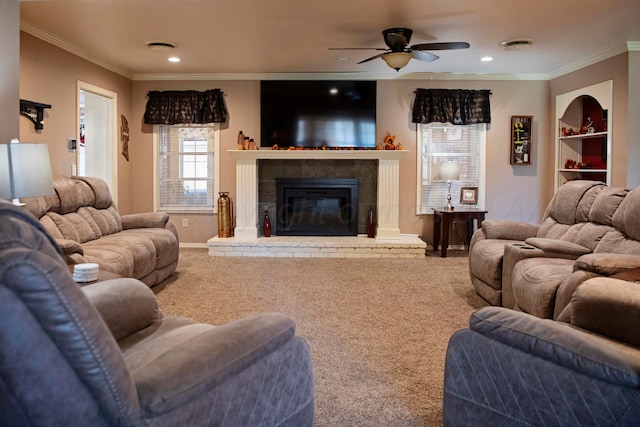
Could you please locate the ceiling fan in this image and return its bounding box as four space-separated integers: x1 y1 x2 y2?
329 28 470 71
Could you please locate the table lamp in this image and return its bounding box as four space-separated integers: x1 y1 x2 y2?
0 140 54 206
440 161 460 211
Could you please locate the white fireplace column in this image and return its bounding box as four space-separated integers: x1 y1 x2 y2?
233 157 258 239
229 150 407 240
376 158 401 239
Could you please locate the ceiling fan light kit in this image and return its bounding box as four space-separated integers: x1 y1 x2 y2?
330 27 470 72
382 52 412 71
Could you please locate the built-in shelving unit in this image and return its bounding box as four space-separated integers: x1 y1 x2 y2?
554 81 612 190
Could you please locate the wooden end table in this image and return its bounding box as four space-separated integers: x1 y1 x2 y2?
432 207 487 258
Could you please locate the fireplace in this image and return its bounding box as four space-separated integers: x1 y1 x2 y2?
228 150 406 240
276 178 358 236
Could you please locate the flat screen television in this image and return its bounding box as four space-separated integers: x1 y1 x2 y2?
260 80 376 149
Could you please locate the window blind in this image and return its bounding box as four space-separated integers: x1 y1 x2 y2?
417 123 485 213
156 124 216 210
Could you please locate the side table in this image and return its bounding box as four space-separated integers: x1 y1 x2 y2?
432 207 488 258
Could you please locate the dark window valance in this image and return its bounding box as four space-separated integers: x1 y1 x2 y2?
412 88 491 125
143 89 228 124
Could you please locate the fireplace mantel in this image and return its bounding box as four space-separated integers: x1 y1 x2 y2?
229 149 409 239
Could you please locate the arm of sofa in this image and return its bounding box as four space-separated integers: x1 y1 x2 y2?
121 212 170 230
480 220 540 241
570 277 640 347
469 306 640 386
573 253 640 276
82 278 162 341
119 312 313 419
523 237 592 258
444 307 640 426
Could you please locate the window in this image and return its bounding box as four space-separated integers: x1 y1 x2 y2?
416 123 486 213
154 124 220 212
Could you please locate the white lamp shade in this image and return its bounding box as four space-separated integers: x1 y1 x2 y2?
440 161 460 181
0 143 54 200
381 52 412 71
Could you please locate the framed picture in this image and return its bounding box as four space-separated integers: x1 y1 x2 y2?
460 187 478 204
510 115 533 165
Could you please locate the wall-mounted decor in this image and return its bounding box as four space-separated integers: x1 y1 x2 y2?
460 186 478 205
121 114 130 161
510 115 533 165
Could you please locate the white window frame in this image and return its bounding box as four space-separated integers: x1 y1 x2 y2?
153 123 221 213
416 122 486 214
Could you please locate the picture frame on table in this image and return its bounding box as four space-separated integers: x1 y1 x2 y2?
460 187 478 205
510 115 533 165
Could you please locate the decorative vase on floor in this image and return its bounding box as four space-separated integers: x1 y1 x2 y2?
217 192 233 238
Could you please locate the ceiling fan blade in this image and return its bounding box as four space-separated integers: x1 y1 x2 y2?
357 52 387 64
410 42 470 51
328 47 388 51
411 50 439 62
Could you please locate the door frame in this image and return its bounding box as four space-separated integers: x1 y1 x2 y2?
76 80 118 202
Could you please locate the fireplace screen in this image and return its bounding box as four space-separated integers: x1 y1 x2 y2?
276 178 358 236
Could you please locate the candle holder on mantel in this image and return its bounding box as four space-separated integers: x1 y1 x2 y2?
440 161 460 211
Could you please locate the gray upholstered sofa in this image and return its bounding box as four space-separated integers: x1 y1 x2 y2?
443 276 640 426
469 180 640 319
24 175 179 287
0 201 314 426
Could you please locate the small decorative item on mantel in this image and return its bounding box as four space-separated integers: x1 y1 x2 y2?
381 131 402 150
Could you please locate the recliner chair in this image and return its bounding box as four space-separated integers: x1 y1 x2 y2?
0 202 314 426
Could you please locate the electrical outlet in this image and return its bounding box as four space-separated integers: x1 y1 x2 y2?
182 218 189 227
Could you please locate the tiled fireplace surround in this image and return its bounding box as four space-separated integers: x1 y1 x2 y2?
207 150 426 258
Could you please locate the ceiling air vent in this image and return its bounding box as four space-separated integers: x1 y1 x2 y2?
146 41 176 52
499 39 534 50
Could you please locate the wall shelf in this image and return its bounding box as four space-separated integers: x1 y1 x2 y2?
554 81 612 190
20 99 52 130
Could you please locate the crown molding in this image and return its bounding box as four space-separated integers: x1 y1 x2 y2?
20 21 135 80
628 41 640 51
547 42 631 80
131 71 549 81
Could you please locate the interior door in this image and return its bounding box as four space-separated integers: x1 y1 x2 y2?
77 81 118 202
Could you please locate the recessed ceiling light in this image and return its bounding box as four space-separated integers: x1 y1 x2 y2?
337 57 350 61
168 57 181 63
499 38 535 50
481 56 493 62
146 41 176 52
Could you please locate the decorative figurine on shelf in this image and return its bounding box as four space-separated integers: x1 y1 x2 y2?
383 132 396 150
586 117 595 134
564 158 592 169
565 158 576 169
262 206 272 237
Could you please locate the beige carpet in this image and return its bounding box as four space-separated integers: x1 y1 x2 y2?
154 249 488 426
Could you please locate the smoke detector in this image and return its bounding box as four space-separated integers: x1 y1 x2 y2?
499 38 534 50
146 41 177 52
